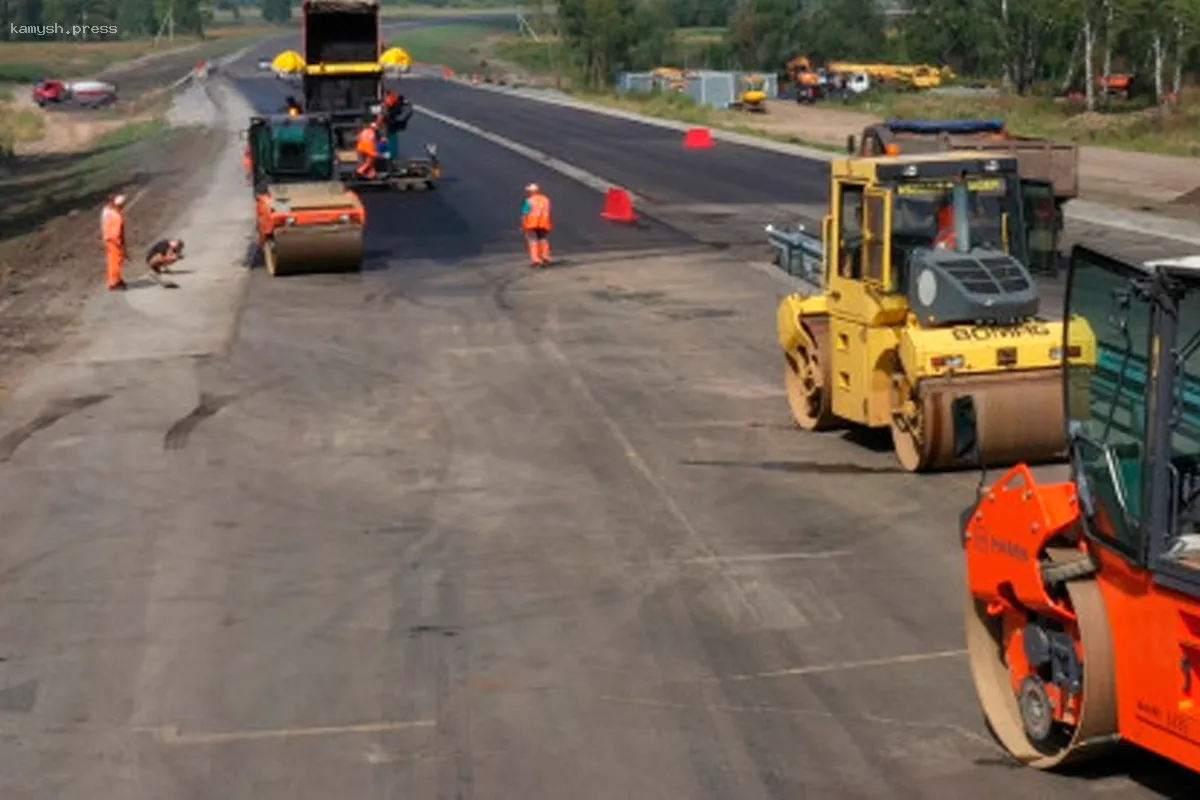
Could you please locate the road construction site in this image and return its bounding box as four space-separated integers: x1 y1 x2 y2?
1 26 1199 798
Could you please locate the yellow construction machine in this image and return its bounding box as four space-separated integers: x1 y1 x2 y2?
732 74 768 112
775 150 1096 472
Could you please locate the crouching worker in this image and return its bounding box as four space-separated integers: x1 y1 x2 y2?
355 119 379 180
147 238 185 274
521 183 552 268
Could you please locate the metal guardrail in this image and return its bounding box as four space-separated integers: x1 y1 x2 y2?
766 224 822 283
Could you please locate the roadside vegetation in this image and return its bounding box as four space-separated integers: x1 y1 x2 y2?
481 0 1200 157
391 19 518 71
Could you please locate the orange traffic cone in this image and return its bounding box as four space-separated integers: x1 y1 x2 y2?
683 127 715 149
600 188 637 223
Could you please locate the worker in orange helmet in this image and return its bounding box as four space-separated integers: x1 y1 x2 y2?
355 118 379 180
101 194 128 291
521 183 552 268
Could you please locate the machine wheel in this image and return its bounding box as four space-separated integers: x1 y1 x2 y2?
784 318 835 431
964 573 1118 769
264 238 279 277
889 375 933 472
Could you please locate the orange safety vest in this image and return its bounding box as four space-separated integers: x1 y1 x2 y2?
356 126 377 158
934 204 956 248
101 204 125 248
523 192 552 231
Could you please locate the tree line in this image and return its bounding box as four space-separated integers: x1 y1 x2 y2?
532 0 1200 106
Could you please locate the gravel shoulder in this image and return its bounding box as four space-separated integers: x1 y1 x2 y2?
0 53 243 401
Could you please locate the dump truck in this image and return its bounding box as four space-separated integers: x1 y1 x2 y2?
300 0 439 190
301 0 384 164
958 246 1200 775
856 119 1079 275
774 150 1096 472
247 113 365 276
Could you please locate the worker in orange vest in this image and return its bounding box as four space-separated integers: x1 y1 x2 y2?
934 196 957 250
521 183 552 268
355 119 379 179
101 194 128 290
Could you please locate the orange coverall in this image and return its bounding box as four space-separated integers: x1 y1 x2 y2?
934 203 957 249
355 124 378 179
101 202 127 289
522 192 552 266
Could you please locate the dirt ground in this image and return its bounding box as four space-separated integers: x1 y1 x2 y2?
744 100 1200 214
0 52 226 398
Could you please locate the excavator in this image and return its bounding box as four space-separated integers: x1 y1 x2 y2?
959 246 1200 776
732 74 768 112
247 113 366 276
786 57 824 104
774 148 1097 472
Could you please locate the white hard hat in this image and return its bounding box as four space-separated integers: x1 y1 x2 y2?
113 193 126 206
525 183 539 193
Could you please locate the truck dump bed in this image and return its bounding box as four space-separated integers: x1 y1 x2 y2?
861 119 1079 200
303 0 380 64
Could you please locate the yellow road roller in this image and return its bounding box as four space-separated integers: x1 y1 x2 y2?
775 150 1096 472
247 113 365 276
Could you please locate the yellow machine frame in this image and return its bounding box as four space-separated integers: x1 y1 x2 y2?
776 151 1097 471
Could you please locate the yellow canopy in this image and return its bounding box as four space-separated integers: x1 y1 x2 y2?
272 50 305 73
380 47 411 72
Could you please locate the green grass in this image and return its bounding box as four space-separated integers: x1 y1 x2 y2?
0 109 44 153
0 21 277 83
390 20 517 71
492 37 565 76
380 5 521 19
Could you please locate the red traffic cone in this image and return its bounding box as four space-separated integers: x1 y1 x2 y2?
600 187 637 223
683 127 715 149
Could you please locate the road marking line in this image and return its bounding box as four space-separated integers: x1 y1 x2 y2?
415 105 644 204
134 719 435 745
663 551 852 565
596 692 997 748
722 648 968 682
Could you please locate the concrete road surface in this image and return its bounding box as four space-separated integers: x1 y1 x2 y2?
0 64 1196 798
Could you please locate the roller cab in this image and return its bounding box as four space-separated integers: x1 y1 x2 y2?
959 248 1200 777
248 113 365 276
775 149 1098 472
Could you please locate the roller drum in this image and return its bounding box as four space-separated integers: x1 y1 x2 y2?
895 369 1066 472
965 573 1117 768
267 225 363 276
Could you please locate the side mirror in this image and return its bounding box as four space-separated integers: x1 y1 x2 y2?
952 394 980 465
846 134 857 155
